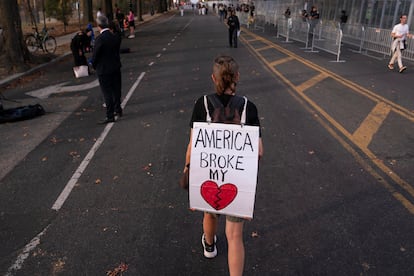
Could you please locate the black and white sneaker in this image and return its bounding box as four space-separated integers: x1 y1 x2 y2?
201 233 217 258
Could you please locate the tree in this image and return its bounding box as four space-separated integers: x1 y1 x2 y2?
84 0 93 23
0 0 31 74
44 0 72 32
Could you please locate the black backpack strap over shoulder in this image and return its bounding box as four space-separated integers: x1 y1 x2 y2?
206 94 247 125
207 94 224 109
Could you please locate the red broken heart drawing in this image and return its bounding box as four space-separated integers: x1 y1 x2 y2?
200 181 238 210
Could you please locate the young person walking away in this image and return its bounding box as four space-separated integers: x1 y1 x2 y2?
184 55 264 276
388 14 411 73
91 15 123 124
226 9 240 48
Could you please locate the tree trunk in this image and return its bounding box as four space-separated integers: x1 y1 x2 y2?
84 0 93 23
0 0 30 74
104 0 113 20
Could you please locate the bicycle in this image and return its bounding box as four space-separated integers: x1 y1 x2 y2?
25 26 57 54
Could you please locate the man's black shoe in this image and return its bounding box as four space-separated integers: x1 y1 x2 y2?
114 110 123 117
98 118 115 124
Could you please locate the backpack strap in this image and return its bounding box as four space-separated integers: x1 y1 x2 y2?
205 94 248 125
203 95 212 123
241 96 248 125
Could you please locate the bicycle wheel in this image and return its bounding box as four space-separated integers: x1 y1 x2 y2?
25 34 38 53
43 36 57 54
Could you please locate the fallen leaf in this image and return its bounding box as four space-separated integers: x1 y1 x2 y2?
106 262 128 276
95 179 101 184
41 156 47 161
251 231 259 238
50 136 59 144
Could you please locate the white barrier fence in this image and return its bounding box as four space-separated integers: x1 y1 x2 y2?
244 3 414 63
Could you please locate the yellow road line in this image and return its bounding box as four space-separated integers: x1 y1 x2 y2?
352 102 392 148
296 73 329 93
269 57 294 67
256 45 274 52
240 29 414 214
241 28 414 122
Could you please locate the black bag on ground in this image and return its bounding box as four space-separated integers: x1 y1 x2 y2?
0 104 45 124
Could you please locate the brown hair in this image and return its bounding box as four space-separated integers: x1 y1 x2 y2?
212 55 239 95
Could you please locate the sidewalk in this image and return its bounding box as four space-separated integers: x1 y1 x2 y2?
0 12 166 88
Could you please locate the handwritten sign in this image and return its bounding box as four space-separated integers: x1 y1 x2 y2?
189 122 260 218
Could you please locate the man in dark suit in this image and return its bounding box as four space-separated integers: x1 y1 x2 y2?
92 15 122 124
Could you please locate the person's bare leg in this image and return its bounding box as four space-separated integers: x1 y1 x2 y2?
225 220 245 276
203 212 218 244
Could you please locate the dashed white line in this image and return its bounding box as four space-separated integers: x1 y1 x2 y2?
6 72 146 276
5 225 50 276
52 72 146 211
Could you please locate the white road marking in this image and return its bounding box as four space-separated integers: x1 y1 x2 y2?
5 72 146 276
5 225 50 276
51 72 145 211
25 79 100 99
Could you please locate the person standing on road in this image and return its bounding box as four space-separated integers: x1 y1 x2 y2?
226 9 240 48
183 55 263 276
91 15 123 124
388 14 410 73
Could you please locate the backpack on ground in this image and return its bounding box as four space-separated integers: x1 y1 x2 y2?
0 104 45 124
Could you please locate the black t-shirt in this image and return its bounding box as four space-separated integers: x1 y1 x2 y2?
227 15 240 30
189 93 261 136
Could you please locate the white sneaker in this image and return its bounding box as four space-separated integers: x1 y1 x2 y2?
201 234 217 258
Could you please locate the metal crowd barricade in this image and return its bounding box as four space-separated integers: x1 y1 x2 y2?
237 11 249 28
341 23 365 53
276 18 288 40
312 23 345 62
253 14 266 32
401 37 414 62
362 27 392 58
289 19 311 48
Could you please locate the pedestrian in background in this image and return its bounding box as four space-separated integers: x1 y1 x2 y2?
70 28 92 67
284 7 291 19
388 14 410 73
340 10 348 29
128 10 135 38
92 15 123 124
96 8 103 19
115 7 125 37
183 55 263 276
226 9 240 48
309 6 320 42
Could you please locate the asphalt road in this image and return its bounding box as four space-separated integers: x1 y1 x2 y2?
1 10 414 275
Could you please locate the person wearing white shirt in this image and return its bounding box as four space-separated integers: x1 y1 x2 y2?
388 15 410 73
97 8 103 19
